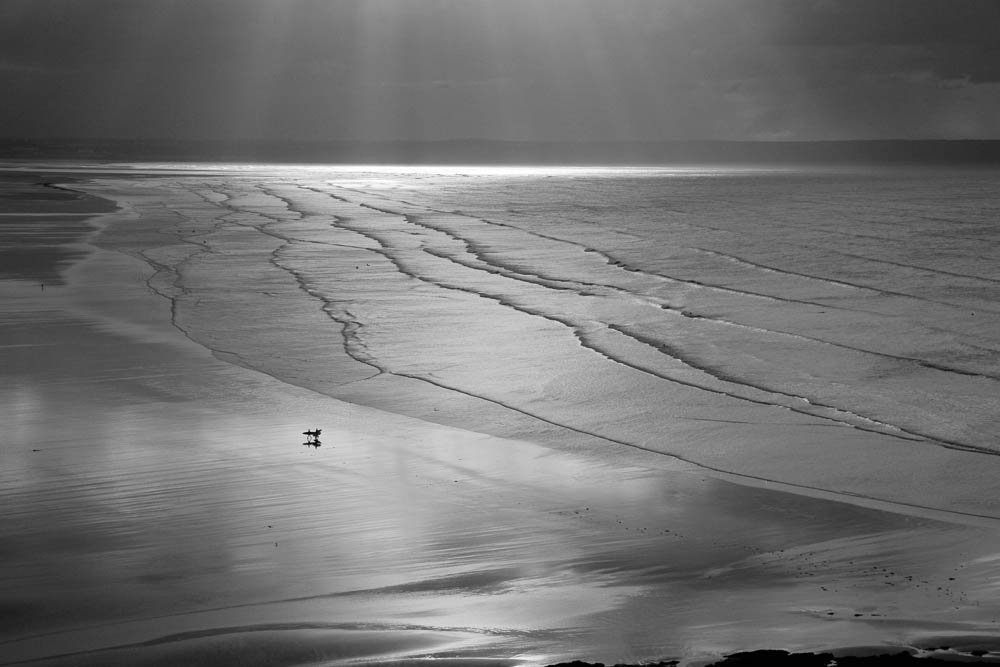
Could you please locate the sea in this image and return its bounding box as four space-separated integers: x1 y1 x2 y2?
75 161 1000 517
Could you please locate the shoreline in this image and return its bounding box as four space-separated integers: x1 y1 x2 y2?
0 170 119 286
63 166 1000 524
4 165 1000 666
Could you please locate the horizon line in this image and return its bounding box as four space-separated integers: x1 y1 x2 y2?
4 136 1000 144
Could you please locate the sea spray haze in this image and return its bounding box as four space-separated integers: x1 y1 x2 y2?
77 163 1000 514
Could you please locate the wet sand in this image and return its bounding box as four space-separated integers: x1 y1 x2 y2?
3 168 1000 666
0 171 116 285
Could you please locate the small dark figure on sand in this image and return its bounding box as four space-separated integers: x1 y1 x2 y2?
303 428 322 448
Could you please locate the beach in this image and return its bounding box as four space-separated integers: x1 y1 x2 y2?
2 163 1000 666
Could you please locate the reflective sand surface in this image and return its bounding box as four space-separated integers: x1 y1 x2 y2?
3 166 1000 666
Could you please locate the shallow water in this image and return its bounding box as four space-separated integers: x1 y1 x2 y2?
6 311 999 665
75 163 1000 514
4 163 1000 666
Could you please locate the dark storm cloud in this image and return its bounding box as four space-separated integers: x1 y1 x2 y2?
1 0 998 141
0 1 346 69
767 0 999 46
763 0 1000 83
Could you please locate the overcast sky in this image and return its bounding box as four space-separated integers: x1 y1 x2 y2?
2 0 999 142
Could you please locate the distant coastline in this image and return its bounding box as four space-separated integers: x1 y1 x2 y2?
4 137 1000 166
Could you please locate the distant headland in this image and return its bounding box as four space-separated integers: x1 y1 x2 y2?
4 137 1000 166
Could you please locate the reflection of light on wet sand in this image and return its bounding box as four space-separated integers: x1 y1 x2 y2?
0 307 658 661
7 321 1000 665
6 168 1000 666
